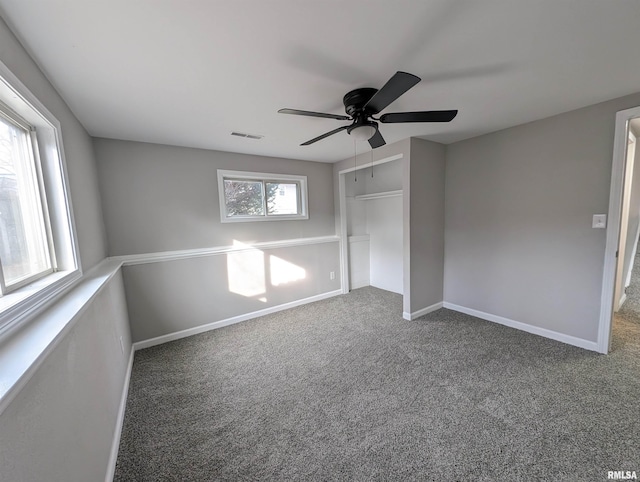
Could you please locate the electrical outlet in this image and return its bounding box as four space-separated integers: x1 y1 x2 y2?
330 271 335 280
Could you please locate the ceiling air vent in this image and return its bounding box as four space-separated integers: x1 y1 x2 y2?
231 131 264 140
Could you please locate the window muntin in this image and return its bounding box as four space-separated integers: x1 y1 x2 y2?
218 170 308 222
0 109 53 293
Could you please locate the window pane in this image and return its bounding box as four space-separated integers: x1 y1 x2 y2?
224 179 264 216
0 116 51 287
266 182 299 215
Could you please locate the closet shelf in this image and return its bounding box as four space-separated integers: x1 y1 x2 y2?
348 234 370 243
354 190 403 201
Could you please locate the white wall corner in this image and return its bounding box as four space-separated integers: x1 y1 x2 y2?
403 301 443 321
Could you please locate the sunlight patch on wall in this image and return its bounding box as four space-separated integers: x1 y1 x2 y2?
227 241 266 298
270 255 306 286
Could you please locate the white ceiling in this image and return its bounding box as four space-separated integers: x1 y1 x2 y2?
1 0 640 163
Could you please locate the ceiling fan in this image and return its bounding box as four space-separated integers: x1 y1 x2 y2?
278 71 458 149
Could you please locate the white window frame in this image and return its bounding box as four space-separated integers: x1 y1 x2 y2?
217 169 309 223
0 105 54 293
0 59 81 336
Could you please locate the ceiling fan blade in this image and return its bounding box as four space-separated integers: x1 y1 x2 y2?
364 71 421 114
278 108 350 121
368 129 386 149
380 110 458 123
301 125 349 146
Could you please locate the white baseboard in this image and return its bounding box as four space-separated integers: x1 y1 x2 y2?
616 292 627 312
443 302 599 352
133 289 343 350
105 346 134 482
403 301 443 321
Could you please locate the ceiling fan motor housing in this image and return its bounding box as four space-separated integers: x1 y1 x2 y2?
343 88 378 117
343 88 379 140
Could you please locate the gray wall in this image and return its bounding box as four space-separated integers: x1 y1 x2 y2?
0 16 130 482
408 138 446 312
444 92 640 342
124 243 339 342
359 159 404 194
94 138 340 343
0 273 131 482
94 138 335 255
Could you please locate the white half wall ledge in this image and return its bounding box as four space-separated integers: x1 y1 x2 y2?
112 235 340 266
402 302 444 321
0 258 122 415
132 289 343 350
443 302 600 352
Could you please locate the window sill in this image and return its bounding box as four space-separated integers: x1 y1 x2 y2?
220 214 309 223
0 259 121 414
0 269 82 337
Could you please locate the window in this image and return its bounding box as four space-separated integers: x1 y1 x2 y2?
218 170 308 222
0 61 80 334
0 108 53 292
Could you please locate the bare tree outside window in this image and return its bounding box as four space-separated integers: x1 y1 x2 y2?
224 179 264 216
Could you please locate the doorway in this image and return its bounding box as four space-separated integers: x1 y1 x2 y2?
613 126 638 312
598 106 640 353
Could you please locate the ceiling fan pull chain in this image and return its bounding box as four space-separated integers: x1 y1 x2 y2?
354 140 357 182
371 147 374 178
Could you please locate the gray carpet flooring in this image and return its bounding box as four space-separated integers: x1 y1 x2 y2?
115 287 640 481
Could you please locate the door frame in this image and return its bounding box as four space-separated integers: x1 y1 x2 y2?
614 130 637 311
597 105 640 353
624 130 640 290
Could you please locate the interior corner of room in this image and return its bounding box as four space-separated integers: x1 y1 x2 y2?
1 1 640 481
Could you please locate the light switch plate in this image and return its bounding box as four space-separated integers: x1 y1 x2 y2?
592 214 607 228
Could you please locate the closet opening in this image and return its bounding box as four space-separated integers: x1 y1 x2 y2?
338 153 406 309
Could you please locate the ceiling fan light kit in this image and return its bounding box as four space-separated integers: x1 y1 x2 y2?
278 71 458 149
347 123 377 141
